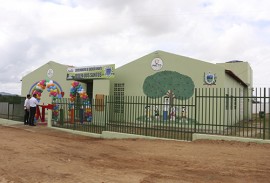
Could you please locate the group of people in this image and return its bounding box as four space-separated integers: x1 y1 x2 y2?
23 93 39 126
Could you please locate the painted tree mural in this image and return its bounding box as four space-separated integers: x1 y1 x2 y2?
143 71 195 106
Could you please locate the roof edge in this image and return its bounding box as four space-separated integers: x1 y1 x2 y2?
225 69 248 87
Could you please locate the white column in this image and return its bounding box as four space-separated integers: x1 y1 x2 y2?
47 109 52 127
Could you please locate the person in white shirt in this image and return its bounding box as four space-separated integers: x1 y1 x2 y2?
28 94 39 126
23 94 31 125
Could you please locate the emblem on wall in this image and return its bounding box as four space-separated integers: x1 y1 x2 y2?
151 58 163 71
47 69 54 78
204 72 217 85
104 66 113 77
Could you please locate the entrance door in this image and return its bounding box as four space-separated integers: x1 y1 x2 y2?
87 80 93 99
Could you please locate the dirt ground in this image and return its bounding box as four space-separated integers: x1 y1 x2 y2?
0 124 270 183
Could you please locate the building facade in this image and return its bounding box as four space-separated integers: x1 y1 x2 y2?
21 50 253 126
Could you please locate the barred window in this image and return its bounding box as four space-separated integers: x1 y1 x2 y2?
114 83 125 113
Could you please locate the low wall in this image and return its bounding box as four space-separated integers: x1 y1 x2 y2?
1 117 270 144
193 133 270 144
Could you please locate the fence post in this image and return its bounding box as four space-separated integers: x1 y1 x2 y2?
146 96 149 136
12 97 15 120
104 96 107 131
79 108 83 123
59 108 64 125
263 88 266 139
47 109 52 127
194 88 197 134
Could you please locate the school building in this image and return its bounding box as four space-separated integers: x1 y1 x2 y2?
21 50 253 124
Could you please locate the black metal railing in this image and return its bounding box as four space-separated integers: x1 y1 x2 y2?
1 88 269 141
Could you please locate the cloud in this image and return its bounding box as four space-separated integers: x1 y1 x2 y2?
0 0 270 94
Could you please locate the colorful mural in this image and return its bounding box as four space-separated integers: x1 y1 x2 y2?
143 71 195 122
143 70 195 101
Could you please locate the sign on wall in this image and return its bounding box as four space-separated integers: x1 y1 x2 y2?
204 72 217 85
66 64 115 80
151 58 163 71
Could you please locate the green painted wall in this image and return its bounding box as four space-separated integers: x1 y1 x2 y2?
111 50 239 97
93 79 110 97
21 61 78 105
21 61 111 124
20 51 253 127
110 51 253 126
217 62 253 87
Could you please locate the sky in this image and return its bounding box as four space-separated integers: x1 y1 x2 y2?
1 0 270 95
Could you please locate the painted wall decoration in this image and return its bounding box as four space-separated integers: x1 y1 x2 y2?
143 70 194 122
136 104 193 124
143 70 195 104
151 58 163 71
47 69 54 78
204 72 217 85
69 81 92 122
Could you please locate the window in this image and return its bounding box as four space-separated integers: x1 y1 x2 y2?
114 83 125 113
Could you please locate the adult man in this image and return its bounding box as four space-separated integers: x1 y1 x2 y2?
23 94 31 125
28 94 39 126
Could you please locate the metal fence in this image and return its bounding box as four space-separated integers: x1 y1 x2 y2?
51 88 270 141
0 88 268 141
195 88 269 139
51 97 106 134
0 95 25 122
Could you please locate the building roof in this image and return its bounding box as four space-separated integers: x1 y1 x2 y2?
225 69 247 87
